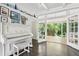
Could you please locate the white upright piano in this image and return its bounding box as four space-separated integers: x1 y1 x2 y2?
0 23 33 56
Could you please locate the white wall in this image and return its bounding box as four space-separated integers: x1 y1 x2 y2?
31 18 38 40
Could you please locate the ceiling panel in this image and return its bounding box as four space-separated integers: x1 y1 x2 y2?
17 3 47 15
45 3 63 9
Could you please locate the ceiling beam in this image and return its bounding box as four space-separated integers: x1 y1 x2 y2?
38 4 79 16
40 3 48 9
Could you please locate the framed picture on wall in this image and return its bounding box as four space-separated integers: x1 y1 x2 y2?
0 6 9 17
1 17 8 23
10 11 20 23
21 16 28 25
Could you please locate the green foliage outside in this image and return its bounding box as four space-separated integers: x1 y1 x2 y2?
39 23 45 39
38 23 67 39
47 23 66 37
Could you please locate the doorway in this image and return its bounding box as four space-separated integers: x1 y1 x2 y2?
37 21 47 43
46 22 67 44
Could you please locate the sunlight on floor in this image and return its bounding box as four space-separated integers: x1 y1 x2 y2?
46 36 67 44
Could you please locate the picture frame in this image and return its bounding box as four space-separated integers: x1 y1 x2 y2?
1 17 8 23
21 16 28 25
0 6 9 17
10 11 20 23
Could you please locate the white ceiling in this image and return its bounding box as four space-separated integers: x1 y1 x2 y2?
4 3 79 21
13 3 79 20
17 3 70 16
44 3 63 9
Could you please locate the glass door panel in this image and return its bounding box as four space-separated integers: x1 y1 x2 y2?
39 23 45 39
38 21 46 42
68 15 78 45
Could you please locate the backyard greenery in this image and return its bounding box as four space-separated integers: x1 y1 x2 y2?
38 23 67 39
47 23 66 36
39 23 45 39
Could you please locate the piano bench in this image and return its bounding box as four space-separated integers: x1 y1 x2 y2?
12 42 30 56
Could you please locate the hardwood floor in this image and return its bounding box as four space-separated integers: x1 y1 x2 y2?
19 39 79 56
46 36 67 44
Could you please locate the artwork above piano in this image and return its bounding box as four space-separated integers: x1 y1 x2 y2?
0 4 28 25
10 11 20 23
21 15 28 25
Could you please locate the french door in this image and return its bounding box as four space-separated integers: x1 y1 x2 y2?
38 21 47 43
67 14 79 50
